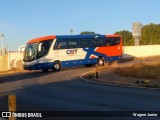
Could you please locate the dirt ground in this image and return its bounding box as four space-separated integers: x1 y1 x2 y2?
95 69 160 88
87 59 160 88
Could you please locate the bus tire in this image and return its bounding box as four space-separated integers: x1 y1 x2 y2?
97 57 105 66
53 61 61 71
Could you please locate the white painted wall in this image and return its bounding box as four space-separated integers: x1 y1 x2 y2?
8 51 24 69
123 45 160 58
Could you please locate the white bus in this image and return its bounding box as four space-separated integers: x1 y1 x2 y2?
23 34 122 72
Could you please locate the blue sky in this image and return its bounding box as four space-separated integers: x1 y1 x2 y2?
0 0 160 50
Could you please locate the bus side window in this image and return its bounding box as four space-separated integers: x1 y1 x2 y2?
93 40 98 47
68 40 79 48
80 39 92 48
98 39 104 47
110 39 114 46
93 38 105 47
54 40 68 49
59 41 68 49
110 38 120 46
104 39 111 46
115 38 120 45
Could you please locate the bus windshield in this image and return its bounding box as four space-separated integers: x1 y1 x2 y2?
23 39 53 62
23 43 38 62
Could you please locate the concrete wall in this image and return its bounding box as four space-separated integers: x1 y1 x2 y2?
0 51 24 71
8 51 24 69
0 55 8 70
123 45 160 58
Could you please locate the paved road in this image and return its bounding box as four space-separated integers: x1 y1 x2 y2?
0 66 160 119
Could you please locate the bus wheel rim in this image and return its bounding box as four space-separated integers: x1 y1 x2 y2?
54 64 60 69
99 59 103 65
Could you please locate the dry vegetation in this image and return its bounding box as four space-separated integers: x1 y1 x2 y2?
83 58 160 88
116 61 160 79
83 62 119 80
98 61 119 71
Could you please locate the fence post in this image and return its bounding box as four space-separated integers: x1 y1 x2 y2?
8 94 16 120
96 64 99 79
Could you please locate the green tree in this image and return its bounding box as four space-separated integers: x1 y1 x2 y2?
80 31 95 34
140 23 160 45
114 30 134 46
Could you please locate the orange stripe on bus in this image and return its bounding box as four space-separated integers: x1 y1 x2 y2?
27 35 56 44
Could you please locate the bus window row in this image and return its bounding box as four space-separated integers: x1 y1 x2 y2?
54 37 120 49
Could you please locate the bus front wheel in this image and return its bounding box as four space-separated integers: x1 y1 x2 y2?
97 57 105 66
53 61 61 71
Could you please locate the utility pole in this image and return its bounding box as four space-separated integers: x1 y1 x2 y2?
70 29 73 35
132 22 142 46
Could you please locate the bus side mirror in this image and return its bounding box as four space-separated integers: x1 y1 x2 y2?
38 43 42 52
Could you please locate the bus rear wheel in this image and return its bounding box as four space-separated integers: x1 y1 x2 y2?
97 57 105 66
53 61 61 71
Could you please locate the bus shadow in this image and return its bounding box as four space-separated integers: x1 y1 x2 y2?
0 66 94 84
0 71 52 84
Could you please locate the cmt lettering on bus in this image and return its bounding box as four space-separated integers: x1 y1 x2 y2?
66 49 78 55
23 34 122 72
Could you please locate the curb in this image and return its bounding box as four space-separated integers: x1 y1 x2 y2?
80 71 160 90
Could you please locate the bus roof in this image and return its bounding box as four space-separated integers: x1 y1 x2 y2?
27 35 56 44
27 34 121 44
56 34 105 39
106 34 122 38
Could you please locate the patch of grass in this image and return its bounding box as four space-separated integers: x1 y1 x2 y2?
99 61 119 71
116 61 160 79
143 84 160 88
143 84 152 88
153 84 160 88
